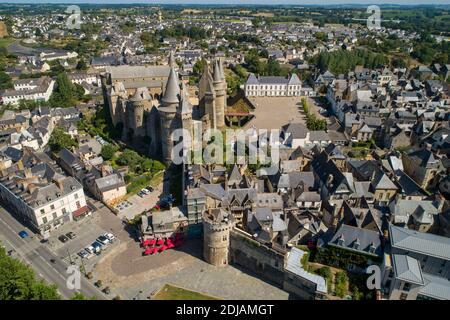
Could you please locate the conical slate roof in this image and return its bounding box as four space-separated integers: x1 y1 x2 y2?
178 82 193 115
213 59 222 83
200 65 216 95
130 87 151 102
162 67 180 105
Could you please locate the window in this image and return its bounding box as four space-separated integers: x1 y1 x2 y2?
52 212 57 219
399 293 408 300
40 209 45 214
403 282 411 292
50 204 55 210
74 193 79 199
76 201 80 208
42 217 47 224
223 235 227 241
62 208 67 214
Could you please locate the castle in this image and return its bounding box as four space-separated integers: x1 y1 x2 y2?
102 52 227 164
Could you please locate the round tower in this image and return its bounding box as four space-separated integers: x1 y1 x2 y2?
129 88 151 137
160 67 180 165
203 208 234 267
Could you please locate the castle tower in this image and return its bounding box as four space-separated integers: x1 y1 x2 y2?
159 67 180 165
128 87 151 137
178 82 193 132
212 59 226 128
198 62 214 118
107 81 127 127
203 208 234 267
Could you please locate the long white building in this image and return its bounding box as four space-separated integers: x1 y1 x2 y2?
244 73 314 97
0 77 55 106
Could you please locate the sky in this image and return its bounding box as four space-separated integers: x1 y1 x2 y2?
2 0 450 5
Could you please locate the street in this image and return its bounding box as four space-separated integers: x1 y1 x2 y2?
0 205 107 300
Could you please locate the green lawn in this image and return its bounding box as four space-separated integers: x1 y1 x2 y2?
153 284 219 300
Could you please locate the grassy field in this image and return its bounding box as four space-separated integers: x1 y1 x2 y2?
153 284 219 300
0 37 14 49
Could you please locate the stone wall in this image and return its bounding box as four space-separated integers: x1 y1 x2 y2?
229 229 286 287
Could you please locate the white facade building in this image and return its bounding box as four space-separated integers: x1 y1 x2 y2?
245 73 306 97
0 77 55 106
0 171 88 236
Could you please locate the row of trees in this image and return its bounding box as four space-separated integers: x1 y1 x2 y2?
314 49 388 75
245 50 289 77
302 98 327 131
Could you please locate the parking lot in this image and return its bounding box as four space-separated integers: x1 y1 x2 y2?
44 214 120 270
116 183 164 220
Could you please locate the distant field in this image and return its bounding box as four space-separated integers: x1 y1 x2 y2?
0 37 14 49
153 284 219 300
182 9 203 14
252 12 274 18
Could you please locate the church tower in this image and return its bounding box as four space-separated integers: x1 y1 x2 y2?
159 67 180 165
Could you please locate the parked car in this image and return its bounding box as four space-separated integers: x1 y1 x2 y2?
77 249 90 259
104 233 115 242
146 186 154 192
85 245 96 254
18 231 29 238
97 235 110 245
138 191 145 198
92 241 104 251
58 235 69 243
66 232 76 239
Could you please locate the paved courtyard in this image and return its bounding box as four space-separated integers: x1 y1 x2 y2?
244 96 325 131
93 237 289 300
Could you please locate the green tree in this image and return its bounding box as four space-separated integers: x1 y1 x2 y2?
48 127 78 152
335 271 348 298
49 73 78 108
193 59 207 75
0 71 12 90
76 59 88 70
0 246 60 300
101 144 118 161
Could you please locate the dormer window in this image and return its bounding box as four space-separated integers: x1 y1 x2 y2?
353 239 360 250
337 235 345 246
369 242 376 254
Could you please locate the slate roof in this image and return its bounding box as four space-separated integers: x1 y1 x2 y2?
281 123 308 140
389 224 450 260
419 273 450 300
371 169 398 190
329 224 382 257
285 247 327 294
161 67 180 105
95 174 125 192
392 254 424 285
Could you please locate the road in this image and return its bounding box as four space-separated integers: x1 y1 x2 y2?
0 205 107 300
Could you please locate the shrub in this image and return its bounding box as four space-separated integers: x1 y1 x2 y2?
335 271 348 298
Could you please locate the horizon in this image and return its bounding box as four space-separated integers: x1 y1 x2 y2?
1 1 450 6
